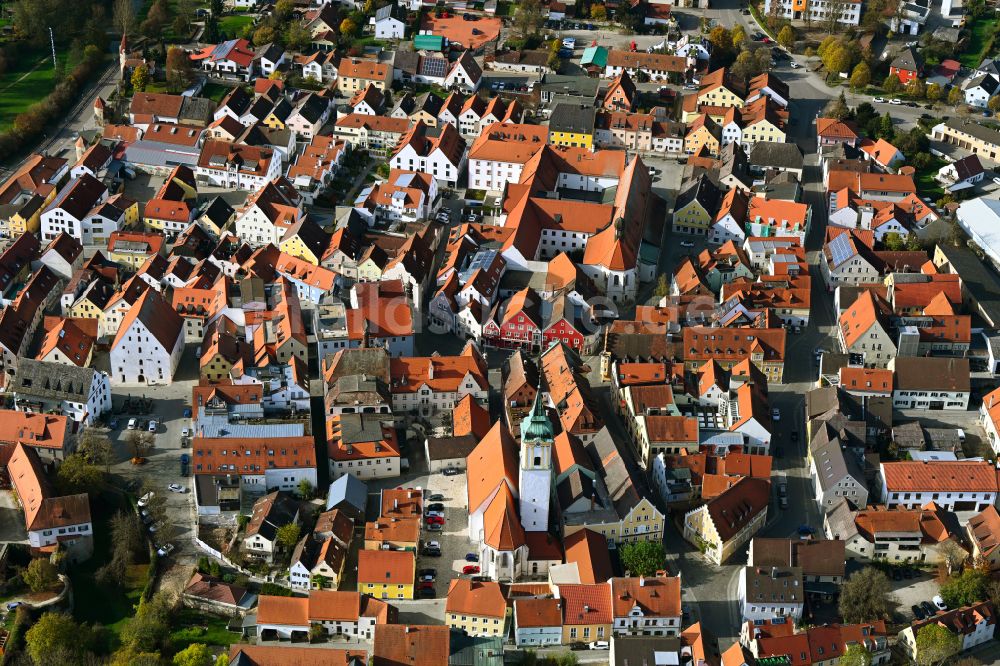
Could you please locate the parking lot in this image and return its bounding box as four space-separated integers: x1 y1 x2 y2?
104 347 201 591
887 569 944 623
417 470 477 599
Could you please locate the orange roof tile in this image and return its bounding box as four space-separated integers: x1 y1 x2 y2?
445 579 506 619
882 461 998 493
559 583 613 626
357 549 414 586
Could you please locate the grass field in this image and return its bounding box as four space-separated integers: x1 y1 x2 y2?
0 44 75 131
70 495 149 651
201 81 234 103
914 156 947 199
961 17 996 68
168 610 241 652
219 14 254 38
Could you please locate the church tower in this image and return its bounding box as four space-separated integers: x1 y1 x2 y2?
518 391 554 532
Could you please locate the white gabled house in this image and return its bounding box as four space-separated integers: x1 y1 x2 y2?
108 289 184 385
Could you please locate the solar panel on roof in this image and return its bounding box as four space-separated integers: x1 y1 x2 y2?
828 233 854 267
395 172 415 187
420 57 447 78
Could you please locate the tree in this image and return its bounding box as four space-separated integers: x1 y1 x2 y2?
825 91 851 120
653 274 669 299
906 77 926 99
817 35 838 58
55 453 103 495
731 24 747 51
276 522 302 550
877 112 895 140
590 4 606 19
826 46 852 74
166 46 194 92
850 62 871 91
216 656 230 666
839 567 895 623
121 592 172 653
778 25 795 49
25 613 88 666
339 17 357 37
938 540 968 575
882 232 906 251
512 0 544 39
131 64 150 93
114 0 136 36
78 429 115 474
915 623 961 666
253 24 277 46
940 568 987 608
173 643 214 666
284 22 312 51
882 73 902 94
989 96 1000 113
707 26 733 56
297 479 314 499
23 558 59 592
947 85 963 106
97 510 143 586
839 643 872 666
275 0 295 20
125 430 153 460
925 82 943 102
619 540 665 577
825 0 848 33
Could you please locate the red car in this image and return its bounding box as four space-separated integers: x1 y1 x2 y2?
462 565 480 575
419 581 434 590
426 515 445 525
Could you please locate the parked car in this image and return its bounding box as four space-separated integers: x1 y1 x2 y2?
462 565 480 575
148 521 163 534
426 540 441 550
427 493 445 502
873 96 886 103
912 604 927 620
425 515 445 525
679 240 695 248
419 568 436 578
128 418 138 430
588 641 610 650
183 407 192 418
138 492 154 507
779 496 789 509
6 602 21 611
427 503 445 512
771 408 780 421
157 543 175 557
465 553 479 562
933 595 948 611
181 427 190 437
148 420 158 432
168 483 185 493
423 547 442 556
443 468 461 476
418 587 436 598
109 418 119 429
425 511 445 519
427 523 443 531
790 61 800 68
889 98 903 105
797 525 815 536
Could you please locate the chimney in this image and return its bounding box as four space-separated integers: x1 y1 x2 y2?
583 605 590 613
771 567 778 579
405 626 411 633
639 576 645 587
394 499 399 509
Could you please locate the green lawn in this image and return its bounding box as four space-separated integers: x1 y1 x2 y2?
168 610 240 652
914 156 947 199
201 81 234 103
0 44 75 131
961 17 996 68
69 495 148 651
219 14 254 38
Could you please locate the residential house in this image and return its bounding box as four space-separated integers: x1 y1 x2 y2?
242 490 300 563
358 549 415 600
879 460 998 512
737 565 804 622
683 476 769 564
898 602 996 661
108 289 184 385
445 580 507 637
889 357 970 410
